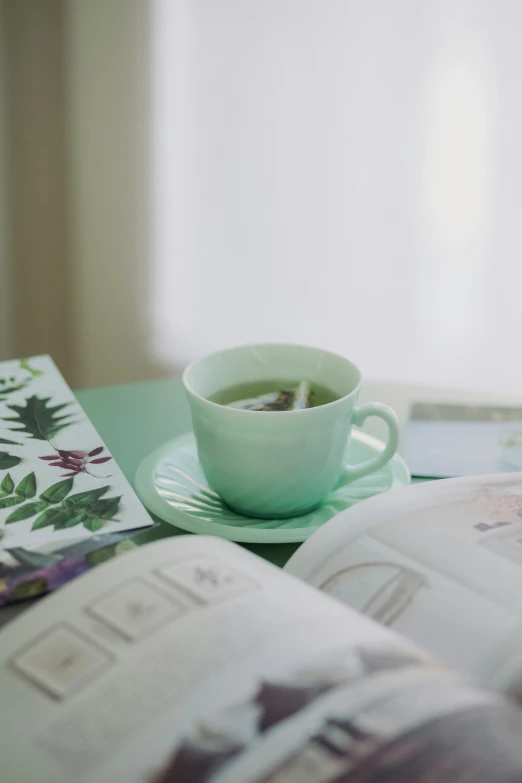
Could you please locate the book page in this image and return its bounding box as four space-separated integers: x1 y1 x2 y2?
3 535 522 783
286 473 522 698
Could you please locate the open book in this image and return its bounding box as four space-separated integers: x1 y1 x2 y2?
3 473 522 782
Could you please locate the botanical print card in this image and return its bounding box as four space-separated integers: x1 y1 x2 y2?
0 356 153 593
405 402 522 478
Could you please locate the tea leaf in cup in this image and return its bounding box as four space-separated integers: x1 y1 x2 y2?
228 392 280 411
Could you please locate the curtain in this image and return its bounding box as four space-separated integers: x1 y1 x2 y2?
151 0 521 395
0 0 163 388
1 0 72 375
0 0 12 360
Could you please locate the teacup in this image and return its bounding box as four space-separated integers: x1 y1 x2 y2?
183 344 399 518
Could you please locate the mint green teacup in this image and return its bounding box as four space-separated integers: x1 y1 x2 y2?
183 344 399 519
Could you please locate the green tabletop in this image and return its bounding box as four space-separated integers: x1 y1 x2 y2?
76 378 299 568
76 376 518 569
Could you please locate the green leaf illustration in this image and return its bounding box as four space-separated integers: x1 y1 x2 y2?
0 380 30 400
54 496 121 532
82 516 105 532
0 437 20 446
32 506 72 531
62 513 88 529
20 358 44 378
15 471 37 499
5 501 48 524
86 496 121 520
63 486 111 509
0 496 24 510
3 395 75 441
77 496 121 532
39 478 74 504
0 472 14 494
0 452 22 470
5 477 121 534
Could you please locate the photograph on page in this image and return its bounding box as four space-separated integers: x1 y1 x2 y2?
154 647 517 783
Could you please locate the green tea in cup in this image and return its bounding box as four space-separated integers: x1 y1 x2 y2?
209 379 339 411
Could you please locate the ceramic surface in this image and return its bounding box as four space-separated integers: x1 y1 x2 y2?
135 430 410 543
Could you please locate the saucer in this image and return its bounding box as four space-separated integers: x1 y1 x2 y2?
135 431 410 544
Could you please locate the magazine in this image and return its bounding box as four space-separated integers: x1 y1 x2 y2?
4 473 522 782
404 401 522 477
0 355 154 607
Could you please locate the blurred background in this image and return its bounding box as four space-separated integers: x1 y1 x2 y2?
0 0 520 392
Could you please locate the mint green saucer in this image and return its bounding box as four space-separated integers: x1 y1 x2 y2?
135 431 410 544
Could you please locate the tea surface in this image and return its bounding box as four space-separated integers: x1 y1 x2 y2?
209 380 339 411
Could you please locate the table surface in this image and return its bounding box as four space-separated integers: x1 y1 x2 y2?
76 377 522 568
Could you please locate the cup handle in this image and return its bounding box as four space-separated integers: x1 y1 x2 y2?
340 402 400 483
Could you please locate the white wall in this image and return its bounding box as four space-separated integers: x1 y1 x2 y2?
152 0 522 394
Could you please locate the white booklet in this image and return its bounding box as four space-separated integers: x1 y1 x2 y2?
0 355 153 605
3 474 522 782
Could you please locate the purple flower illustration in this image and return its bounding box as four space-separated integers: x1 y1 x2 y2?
39 446 112 478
